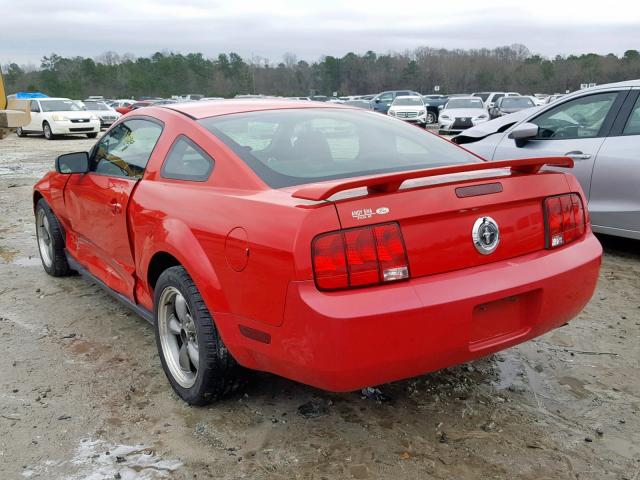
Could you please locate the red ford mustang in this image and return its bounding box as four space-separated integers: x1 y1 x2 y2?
33 100 602 404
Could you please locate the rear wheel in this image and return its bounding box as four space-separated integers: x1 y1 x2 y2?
43 122 55 140
16 127 26 137
154 266 242 404
35 199 71 276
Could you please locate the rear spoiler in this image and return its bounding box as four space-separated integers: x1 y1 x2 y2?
291 156 573 201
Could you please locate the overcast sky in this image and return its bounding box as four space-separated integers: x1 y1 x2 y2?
2 0 640 66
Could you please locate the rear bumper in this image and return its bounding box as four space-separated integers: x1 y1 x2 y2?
220 233 602 392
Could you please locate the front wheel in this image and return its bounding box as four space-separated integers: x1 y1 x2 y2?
35 199 71 276
43 122 55 140
16 127 26 137
154 266 242 405
425 112 437 124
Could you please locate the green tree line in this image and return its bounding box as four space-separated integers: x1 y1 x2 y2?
3 44 640 99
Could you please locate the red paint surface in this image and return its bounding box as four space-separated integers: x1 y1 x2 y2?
33 102 602 392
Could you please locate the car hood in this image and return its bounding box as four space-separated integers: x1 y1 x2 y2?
49 111 95 120
86 109 119 117
389 105 425 112
452 107 541 144
440 108 485 118
499 106 534 114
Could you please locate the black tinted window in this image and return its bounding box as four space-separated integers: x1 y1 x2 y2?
161 136 214 181
199 109 479 188
92 119 162 178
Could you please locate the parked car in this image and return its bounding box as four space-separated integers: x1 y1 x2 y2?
545 94 566 104
472 92 520 110
33 100 601 404
117 101 153 114
453 80 640 240
112 99 137 114
488 96 536 119
387 95 429 126
82 100 121 128
370 90 421 114
438 96 489 134
16 97 100 140
422 95 449 124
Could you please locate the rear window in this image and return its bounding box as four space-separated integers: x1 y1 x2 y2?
199 108 480 188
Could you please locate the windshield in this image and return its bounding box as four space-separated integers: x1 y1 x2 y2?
473 93 490 102
84 101 111 111
199 109 480 188
393 97 423 106
446 98 484 109
40 100 83 112
500 97 534 108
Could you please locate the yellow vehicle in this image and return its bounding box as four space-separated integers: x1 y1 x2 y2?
0 71 30 139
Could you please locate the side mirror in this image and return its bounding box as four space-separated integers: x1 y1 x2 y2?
508 122 538 147
56 151 89 174
486 102 495 109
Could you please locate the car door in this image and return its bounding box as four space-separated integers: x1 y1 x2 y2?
492 89 628 199
373 92 394 113
64 118 163 299
26 100 42 131
588 90 640 237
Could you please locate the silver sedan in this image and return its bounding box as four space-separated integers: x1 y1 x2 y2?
453 80 640 240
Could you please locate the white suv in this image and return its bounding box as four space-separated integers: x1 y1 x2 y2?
17 97 100 140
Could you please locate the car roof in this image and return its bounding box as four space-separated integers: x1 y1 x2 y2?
394 95 421 99
164 99 351 119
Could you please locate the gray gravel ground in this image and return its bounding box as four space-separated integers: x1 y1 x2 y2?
0 132 639 479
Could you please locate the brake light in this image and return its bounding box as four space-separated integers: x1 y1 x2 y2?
312 222 410 290
544 193 586 249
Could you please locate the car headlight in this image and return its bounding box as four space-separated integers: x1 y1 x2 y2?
419 109 426 115
388 110 396 116
52 114 69 121
440 114 450 120
90 115 100 121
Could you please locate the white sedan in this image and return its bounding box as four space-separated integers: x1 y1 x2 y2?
387 95 428 126
17 97 100 140
438 97 489 135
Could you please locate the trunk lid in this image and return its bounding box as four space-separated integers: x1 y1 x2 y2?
293 160 573 279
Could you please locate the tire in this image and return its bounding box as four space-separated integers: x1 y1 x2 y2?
43 122 55 140
425 112 437 124
35 199 71 277
154 266 242 405
16 127 26 137
86 133 98 139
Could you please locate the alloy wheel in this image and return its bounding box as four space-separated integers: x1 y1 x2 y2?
157 286 199 388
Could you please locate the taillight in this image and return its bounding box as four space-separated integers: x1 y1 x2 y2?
312 222 410 290
544 193 586 249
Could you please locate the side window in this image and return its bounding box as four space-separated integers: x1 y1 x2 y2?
378 92 393 103
92 119 162 178
530 92 618 140
623 95 640 136
30 101 40 113
161 136 214 181
492 94 504 103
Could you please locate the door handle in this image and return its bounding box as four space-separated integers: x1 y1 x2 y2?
109 199 122 214
564 151 592 160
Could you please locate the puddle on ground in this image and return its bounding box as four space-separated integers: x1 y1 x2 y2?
22 438 182 479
